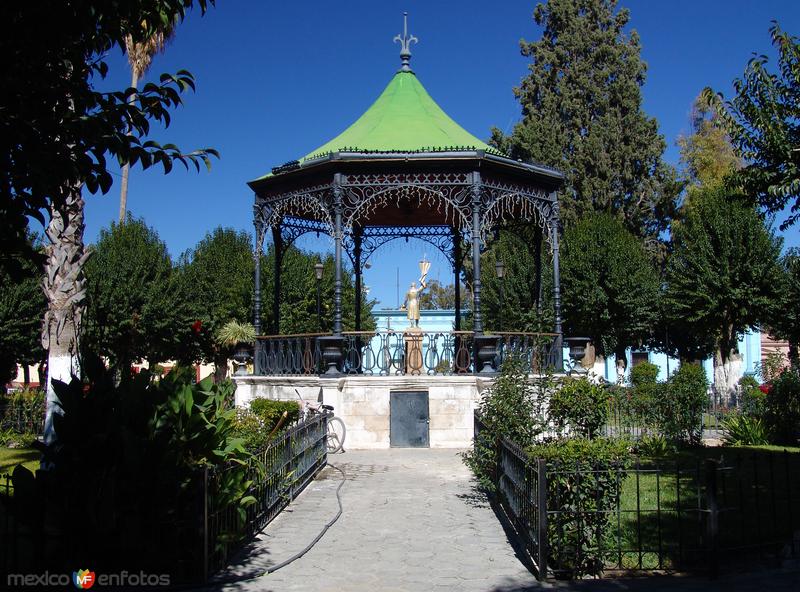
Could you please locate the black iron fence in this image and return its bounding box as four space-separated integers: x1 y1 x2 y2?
0 412 329 584
475 413 800 579
0 399 45 436
255 331 561 376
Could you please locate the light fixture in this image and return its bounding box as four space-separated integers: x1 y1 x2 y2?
314 262 324 281
495 259 505 279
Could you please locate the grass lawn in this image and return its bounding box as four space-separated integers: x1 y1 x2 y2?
612 445 800 570
0 447 40 476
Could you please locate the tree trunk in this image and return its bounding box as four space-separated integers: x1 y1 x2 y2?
789 340 799 371
42 189 90 444
118 70 139 223
213 350 229 383
22 365 30 386
713 346 742 405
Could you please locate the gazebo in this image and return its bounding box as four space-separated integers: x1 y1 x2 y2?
240 18 565 447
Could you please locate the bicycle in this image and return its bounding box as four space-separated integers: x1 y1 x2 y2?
295 388 346 454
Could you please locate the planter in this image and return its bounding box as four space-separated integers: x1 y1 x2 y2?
317 336 344 375
232 342 253 376
474 334 500 374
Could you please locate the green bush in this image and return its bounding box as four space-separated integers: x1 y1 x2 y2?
6 366 254 578
764 369 800 445
630 361 659 387
721 413 770 446
527 438 630 578
0 388 45 434
738 374 766 418
233 409 270 453
463 355 546 490
549 377 608 438
249 398 300 434
634 433 670 457
657 363 708 444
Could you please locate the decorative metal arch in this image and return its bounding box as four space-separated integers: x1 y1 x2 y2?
343 225 456 269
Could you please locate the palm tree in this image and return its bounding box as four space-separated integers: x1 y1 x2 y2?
118 22 176 223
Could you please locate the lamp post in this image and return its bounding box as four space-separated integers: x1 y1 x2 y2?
314 262 324 331
495 259 506 331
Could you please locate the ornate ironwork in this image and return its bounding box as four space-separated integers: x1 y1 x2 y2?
340 172 473 232
393 12 418 72
256 334 326 376
344 225 456 268
480 177 556 242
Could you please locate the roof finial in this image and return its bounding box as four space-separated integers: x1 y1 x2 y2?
393 12 418 72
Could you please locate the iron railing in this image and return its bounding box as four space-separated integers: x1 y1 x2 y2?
205 411 329 576
255 331 561 376
475 412 800 579
0 413 329 584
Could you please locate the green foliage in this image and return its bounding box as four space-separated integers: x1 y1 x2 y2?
739 375 767 419
527 437 630 578
232 409 269 453
249 398 300 435
417 279 458 310
721 413 770 446
664 187 783 364
764 369 800 445
561 213 660 360
0 1 218 273
261 245 376 335
0 232 46 386
463 356 546 490
477 230 553 333
5 365 252 576
180 227 254 378
634 433 670 458
83 216 195 376
497 0 679 242
630 362 659 387
658 364 708 444
0 388 44 437
216 320 256 347
549 377 608 438
770 250 800 368
703 23 800 230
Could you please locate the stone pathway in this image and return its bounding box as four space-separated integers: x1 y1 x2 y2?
205 449 800 592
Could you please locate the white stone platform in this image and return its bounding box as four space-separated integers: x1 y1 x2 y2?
232 374 497 449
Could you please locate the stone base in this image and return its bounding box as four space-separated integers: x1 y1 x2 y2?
233 374 502 449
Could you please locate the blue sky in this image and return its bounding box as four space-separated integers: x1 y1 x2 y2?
80 0 800 308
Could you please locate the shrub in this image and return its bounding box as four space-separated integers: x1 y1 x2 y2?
657 363 708 444
0 388 45 434
527 437 630 578
721 413 770 446
463 355 546 490
233 409 270 453
634 433 670 457
249 398 300 434
6 367 254 579
630 361 659 387
764 369 800 445
738 374 766 418
548 377 608 438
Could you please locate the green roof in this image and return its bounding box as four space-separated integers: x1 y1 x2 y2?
301 70 497 162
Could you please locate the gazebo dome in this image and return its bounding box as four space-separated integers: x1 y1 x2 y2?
301 70 502 162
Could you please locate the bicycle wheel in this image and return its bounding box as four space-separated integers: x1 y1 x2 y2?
326 416 346 454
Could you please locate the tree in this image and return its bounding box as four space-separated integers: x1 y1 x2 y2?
561 213 660 378
180 228 254 382
118 16 178 223
677 96 741 197
664 187 783 398
0 1 218 440
771 249 800 369
0 232 46 389
82 217 193 379
496 0 679 243
702 23 800 230
418 279 457 310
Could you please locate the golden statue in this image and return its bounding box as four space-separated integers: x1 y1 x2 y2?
401 257 431 328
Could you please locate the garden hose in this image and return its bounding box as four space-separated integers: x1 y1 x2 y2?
189 461 347 590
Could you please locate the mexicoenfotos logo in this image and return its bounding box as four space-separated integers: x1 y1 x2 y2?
73 569 96 589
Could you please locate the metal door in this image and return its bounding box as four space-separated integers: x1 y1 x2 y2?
390 391 429 447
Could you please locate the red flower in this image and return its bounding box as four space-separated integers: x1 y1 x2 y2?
192 320 202 335
759 383 772 394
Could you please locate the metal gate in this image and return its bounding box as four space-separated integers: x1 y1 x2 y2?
389 391 429 447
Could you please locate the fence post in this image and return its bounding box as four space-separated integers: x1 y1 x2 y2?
704 459 719 578
536 458 549 580
203 466 209 582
